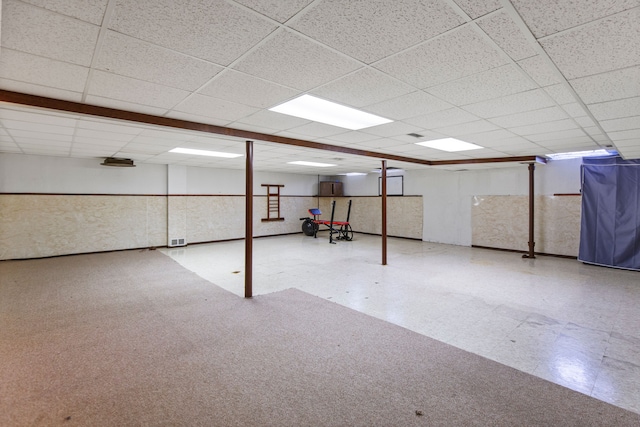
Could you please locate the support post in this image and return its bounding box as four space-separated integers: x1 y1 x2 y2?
523 163 536 259
245 140 254 297
381 160 387 266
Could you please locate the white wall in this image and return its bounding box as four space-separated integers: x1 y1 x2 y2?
0 153 167 194
0 152 324 196
338 159 582 246
186 166 322 195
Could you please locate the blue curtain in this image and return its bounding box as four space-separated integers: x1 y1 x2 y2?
579 157 640 270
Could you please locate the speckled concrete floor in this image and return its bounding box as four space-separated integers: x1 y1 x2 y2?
161 233 640 414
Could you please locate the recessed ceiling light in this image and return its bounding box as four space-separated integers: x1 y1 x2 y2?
169 147 243 158
288 161 336 167
415 138 483 152
338 172 368 176
545 149 617 160
269 94 392 130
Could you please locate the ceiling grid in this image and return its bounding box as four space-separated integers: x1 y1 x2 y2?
0 0 637 173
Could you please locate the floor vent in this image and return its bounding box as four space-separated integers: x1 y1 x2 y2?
169 238 186 247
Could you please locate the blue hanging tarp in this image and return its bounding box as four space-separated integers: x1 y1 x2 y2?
579 156 640 271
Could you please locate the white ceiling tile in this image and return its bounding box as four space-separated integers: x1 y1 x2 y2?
540 10 640 79
227 121 287 136
527 128 588 142
540 139 599 150
489 106 569 127
9 131 72 144
0 1 636 171
72 137 129 148
359 121 426 138
279 122 346 139
199 70 299 109
234 110 310 131
233 0 313 23
404 108 479 129
477 11 537 61
463 89 555 118
84 95 169 117
119 143 173 154
95 31 224 91
0 109 77 127
109 0 277 65
19 0 108 25
511 0 639 38
365 91 454 120
561 102 588 118
164 111 232 128
426 64 537 106
75 128 136 142
70 146 120 156
588 97 640 121
375 26 508 88
234 30 362 91
609 129 640 140
135 129 192 141
311 68 414 108
615 139 640 148
573 116 597 128
172 94 259 122
600 116 640 132
354 139 406 150
17 139 71 148
0 79 83 103
570 66 640 104
76 119 145 135
433 120 500 137
543 84 576 105
517 55 563 87
458 129 519 146
452 0 501 19
0 49 89 92
323 131 380 144
112 152 156 161
2 119 74 135
291 0 465 64
187 135 240 146
492 142 545 155
511 119 581 137
87 71 190 109
1 0 100 66
389 130 447 144
20 147 69 156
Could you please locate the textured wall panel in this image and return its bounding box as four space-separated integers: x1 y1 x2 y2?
0 194 167 260
472 195 581 256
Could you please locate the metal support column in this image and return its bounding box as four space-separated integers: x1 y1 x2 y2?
381 160 388 266
245 140 254 297
523 163 536 259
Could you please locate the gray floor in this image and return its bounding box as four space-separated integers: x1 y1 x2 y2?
160 232 640 414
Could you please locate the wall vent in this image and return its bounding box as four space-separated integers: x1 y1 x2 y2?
169 238 186 247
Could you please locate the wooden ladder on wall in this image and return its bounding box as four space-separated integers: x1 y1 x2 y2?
261 184 285 222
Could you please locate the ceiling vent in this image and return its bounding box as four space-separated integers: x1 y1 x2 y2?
101 157 136 167
407 133 424 138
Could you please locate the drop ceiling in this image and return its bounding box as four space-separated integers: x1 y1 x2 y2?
0 0 638 174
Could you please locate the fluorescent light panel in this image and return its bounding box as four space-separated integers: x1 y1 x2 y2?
288 161 336 167
269 95 392 130
415 138 483 152
546 149 617 160
169 147 243 158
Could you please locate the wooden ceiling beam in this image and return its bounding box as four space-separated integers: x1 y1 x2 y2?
0 89 545 167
